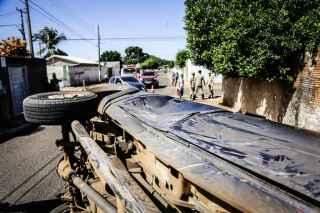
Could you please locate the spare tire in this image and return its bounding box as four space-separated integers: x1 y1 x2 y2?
23 91 97 125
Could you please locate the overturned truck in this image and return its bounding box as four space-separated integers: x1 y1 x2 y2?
23 87 320 212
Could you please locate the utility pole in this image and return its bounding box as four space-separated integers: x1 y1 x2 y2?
24 0 34 57
97 24 101 81
16 8 26 41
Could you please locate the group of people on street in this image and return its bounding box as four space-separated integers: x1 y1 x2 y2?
173 70 215 100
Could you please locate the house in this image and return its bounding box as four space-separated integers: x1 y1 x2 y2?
103 61 121 79
46 55 120 86
0 56 48 124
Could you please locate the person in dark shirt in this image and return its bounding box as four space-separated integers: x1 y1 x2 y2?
50 73 61 91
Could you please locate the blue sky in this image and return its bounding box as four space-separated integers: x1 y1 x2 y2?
0 0 186 60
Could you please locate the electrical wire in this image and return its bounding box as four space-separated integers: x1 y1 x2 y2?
29 0 89 39
18 0 96 47
62 36 185 41
0 24 18 28
0 11 16 16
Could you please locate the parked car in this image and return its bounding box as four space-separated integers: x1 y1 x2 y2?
140 70 159 88
109 75 145 90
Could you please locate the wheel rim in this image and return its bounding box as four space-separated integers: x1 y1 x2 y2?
30 91 95 100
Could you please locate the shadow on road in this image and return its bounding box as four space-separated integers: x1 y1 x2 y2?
0 125 44 144
157 85 167 89
0 199 62 213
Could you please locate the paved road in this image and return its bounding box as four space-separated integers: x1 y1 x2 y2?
0 126 64 212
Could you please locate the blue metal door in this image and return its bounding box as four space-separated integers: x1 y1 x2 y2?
8 66 29 116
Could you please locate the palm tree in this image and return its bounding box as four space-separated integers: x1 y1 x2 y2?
34 27 67 58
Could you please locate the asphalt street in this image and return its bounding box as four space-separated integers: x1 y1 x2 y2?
0 126 64 213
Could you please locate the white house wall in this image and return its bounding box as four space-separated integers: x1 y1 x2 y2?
69 66 101 86
173 59 223 84
47 61 75 87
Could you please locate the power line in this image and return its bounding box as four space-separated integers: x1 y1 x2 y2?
0 24 18 27
63 36 185 41
45 0 93 34
0 11 16 16
27 0 96 47
18 0 95 47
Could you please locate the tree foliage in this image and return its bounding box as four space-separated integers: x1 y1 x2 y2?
34 27 67 58
140 55 174 69
141 56 160 69
100 50 121 62
124 46 148 64
185 0 320 82
175 49 190 68
123 46 173 68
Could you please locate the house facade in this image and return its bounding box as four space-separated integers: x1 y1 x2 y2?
46 55 120 87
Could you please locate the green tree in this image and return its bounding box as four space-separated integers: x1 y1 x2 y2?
141 56 160 69
100 50 121 62
34 26 67 58
124 46 148 64
175 49 190 68
168 61 175 68
185 0 320 82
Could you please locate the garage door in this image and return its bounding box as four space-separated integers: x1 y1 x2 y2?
8 66 29 116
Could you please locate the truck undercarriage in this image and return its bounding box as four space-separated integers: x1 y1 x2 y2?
23 88 320 212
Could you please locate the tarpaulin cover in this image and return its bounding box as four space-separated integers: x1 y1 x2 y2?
117 94 320 203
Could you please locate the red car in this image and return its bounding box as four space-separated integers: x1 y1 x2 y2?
140 70 159 88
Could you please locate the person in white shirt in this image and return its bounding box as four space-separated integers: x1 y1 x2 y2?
195 70 205 99
207 71 215 98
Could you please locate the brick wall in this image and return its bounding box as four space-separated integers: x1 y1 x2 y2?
283 54 320 131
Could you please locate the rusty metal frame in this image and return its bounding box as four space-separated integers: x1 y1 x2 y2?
71 120 155 213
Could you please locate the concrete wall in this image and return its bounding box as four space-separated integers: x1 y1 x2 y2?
104 61 121 77
222 54 320 132
69 65 100 86
222 78 291 122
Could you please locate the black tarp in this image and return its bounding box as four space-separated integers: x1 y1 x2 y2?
117 94 320 203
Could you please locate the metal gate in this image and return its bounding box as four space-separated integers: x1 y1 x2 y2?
8 66 29 116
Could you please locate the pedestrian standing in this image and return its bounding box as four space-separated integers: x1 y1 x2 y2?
50 73 61 91
190 72 196 100
104 73 108 83
177 73 184 99
208 71 215 98
175 71 179 87
171 71 176 87
195 70 205 99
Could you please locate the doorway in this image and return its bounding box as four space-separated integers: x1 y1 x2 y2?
8 66 29 116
